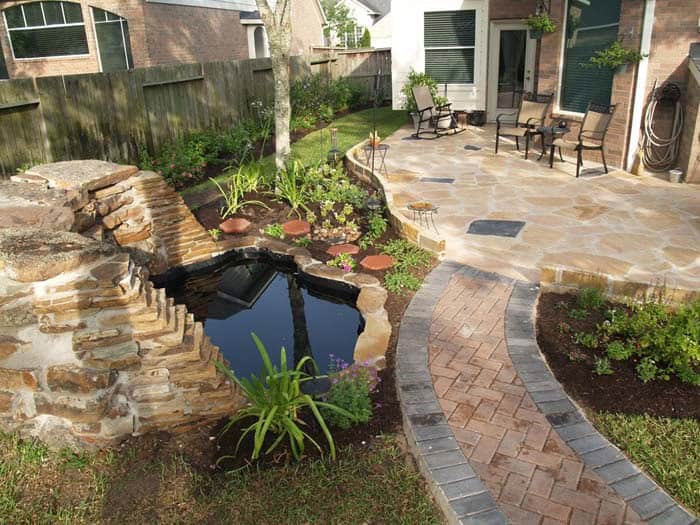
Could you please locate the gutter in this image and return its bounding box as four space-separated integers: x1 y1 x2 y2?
625 0 656 171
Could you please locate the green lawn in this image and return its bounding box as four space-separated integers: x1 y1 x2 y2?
181 106 407 199
594 413 699 514
0 432 441 524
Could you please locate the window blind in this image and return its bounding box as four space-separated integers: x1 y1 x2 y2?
424 10 476 85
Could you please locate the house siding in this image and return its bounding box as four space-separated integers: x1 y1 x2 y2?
290 0 326 55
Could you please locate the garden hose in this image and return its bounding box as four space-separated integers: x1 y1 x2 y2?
641 82 684 171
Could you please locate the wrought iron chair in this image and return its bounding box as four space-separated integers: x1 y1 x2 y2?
552 102 616 178
495 92 554 159
411 85 459 138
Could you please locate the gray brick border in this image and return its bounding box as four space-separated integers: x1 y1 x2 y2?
396 262 508 525
505 281 698 525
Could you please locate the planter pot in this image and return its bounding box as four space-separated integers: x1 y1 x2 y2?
467 110 486 127
614 64 628 75
669 169 683 183
529 29 543 40
437 115 452 129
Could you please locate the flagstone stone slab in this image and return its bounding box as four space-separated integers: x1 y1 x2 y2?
467 220 526 238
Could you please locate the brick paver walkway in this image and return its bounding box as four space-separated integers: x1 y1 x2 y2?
428 271 644 524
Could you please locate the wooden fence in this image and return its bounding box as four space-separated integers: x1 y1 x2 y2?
0 50 391 177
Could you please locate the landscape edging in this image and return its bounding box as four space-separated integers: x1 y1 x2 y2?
396 262 507 525
505 281 698 525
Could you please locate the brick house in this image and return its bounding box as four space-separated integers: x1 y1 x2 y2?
390 0 700 176
0 0 326 80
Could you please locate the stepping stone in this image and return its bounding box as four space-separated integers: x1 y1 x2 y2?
326 243 360 257
219 218 251 234
467 219 526 238
360 254 394 271
282 220 311 237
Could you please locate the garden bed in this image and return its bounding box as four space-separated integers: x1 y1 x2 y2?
536 292 698 419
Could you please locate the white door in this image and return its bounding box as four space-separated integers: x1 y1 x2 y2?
487 22 536 122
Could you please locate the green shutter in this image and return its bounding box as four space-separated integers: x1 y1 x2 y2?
426 49 475 84
424 11 475 47
11 26 89 58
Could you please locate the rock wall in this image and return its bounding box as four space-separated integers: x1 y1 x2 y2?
0 161 243 449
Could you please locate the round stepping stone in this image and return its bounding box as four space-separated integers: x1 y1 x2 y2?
282 220 311 237
326 243 360 257
219 218 251 234
360 254 394 271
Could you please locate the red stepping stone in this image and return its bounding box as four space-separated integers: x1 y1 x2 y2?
326 243 360 257
219 218 251 234
282 220 311 237
360 254 394 271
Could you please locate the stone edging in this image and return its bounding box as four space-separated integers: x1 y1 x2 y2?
505 281 698 525
344 141 446 256
397 261 507 525
157 234 393 369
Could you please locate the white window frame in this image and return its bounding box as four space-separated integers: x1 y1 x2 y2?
91 7 132 72
3 2 90 62
423 10 477 87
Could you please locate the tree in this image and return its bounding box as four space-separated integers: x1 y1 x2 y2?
322 0 357 48
255 0 292 169
359 27 371 48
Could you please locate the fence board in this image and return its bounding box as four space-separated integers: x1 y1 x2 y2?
0 51 391 177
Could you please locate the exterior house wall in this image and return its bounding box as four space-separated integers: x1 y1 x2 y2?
290 0 326 56
370 14 392 48
391 0 490 111
679 60 700 183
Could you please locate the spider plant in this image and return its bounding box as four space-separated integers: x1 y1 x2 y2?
274 160 310 218
216 334 354 462
212 165 269 218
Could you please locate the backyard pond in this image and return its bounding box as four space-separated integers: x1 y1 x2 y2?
159 252 363 379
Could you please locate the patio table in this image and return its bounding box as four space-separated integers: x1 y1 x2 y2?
537 126 570 168
363 144 390 175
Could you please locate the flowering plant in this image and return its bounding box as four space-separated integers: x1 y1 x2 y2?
327 253 356 273
320 356 380 430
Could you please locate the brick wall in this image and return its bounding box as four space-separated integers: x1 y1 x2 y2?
141 3 248 66
679 64 700 182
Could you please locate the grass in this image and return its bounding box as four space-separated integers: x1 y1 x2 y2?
0 432 441 524
181 106 407 199
594 412 699 514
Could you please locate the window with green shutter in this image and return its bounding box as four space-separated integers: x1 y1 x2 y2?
424 10 476 84
560 0 621 113
3 2 89 59
92 7 133 72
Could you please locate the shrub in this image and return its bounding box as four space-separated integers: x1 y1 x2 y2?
211 164 269 218
593 357 614 376
380 239 431 272
400 69 447 113
216 334 353 462
306 164 368 209
384 271 422 295
275 160 311 217
321 356 380 430
264 223 284 239
576 287 605 311
290 75 356 129
600 299 700 385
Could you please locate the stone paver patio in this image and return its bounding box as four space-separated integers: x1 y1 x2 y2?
380 124 700 290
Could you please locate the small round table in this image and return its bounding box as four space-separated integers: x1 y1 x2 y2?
408 202 439 233
537 126 570 168
362 144 390 175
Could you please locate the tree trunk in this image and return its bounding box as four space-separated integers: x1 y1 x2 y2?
255 0 293 170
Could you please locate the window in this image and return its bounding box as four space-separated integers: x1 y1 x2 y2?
560 0 621 113
424 10 476 84
3 2 89 59
92 7 133 72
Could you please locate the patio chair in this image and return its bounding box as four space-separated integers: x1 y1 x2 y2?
411 85 459 138
552 102 616 178
495 93 554 160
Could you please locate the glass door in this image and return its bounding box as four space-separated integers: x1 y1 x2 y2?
487 22 536 121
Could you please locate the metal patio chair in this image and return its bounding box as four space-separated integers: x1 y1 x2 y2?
495 92 554 159
552 102 616 178
411 85 459 138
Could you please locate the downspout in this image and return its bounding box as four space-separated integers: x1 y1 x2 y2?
625 0 656 171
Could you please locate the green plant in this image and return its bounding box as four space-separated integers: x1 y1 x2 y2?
577 287 605 311
327 253 356 273
606 340 633 361
384 271 422 295
593 356 614 376
599 299 700 385
557 322 572 334
587 41 645 70
527 12 557 34
216 334 354 462
307 164 368 209
264 223 284 239
208 228 222 241
321 356 380 430
275 161 311 218
211 166 269 219
381 239 431 272
401 69 441 113
573 332 599 349
293 236 312 248
568 308 588 320
358 27 371 48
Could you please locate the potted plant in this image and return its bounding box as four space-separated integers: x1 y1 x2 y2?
401 69 440 132
527 12 556 39
586 41 646 74
369 131 381 148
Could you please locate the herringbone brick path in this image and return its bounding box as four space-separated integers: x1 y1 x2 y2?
428 272 644 524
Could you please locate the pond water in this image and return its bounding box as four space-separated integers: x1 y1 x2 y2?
161 254 363 379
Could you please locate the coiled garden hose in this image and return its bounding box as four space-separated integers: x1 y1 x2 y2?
641 82 684 171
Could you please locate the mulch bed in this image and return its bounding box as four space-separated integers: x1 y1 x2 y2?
536 292 699 420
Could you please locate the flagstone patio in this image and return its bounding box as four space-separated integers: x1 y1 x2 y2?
378 124 700 291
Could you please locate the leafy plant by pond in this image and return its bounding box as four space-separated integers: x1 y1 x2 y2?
211 163 270 219
216 334 354 462
263 223 284 239
321 356 380 430
359 210 388 250
380 240 432 295
275 160 311 218
327 253 356 273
